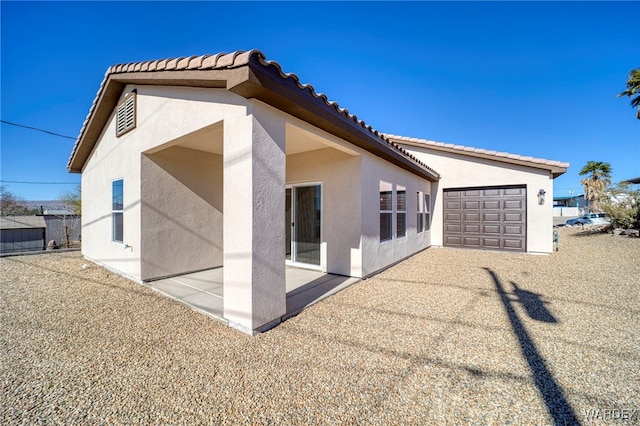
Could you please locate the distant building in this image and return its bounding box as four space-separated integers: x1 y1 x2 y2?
0 216 46 254
553 194 586 217
553 194 586 208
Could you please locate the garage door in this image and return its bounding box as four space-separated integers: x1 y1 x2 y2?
443 186 526 252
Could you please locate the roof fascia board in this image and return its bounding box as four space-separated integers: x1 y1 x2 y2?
229 63 439 181
68 78 125 173
394 139 568 178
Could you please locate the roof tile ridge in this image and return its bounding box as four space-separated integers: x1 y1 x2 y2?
70 51 442 178
216 51 242 68
383 136 439 177
67 75 107 169
148 59 166 72
155 58 170 71
185 55 208 69
177 55 199 69
232 49 265 67
386 133 569 169
166 57 183 70
140 60 153 72
201 52 227 69
254 54 405 157
256 54 360 128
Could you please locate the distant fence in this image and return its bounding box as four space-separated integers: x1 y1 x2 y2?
553 207 583 217
43 215 81 246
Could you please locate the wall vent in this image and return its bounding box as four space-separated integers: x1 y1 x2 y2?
116 92 136 137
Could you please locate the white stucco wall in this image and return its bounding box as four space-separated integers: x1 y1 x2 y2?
286 147 362 277
81 85 250 281
400 146 555 254
360 155 432 276
223 101 286 331
140 146 223 280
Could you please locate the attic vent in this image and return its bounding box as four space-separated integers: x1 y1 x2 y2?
116 92 136 137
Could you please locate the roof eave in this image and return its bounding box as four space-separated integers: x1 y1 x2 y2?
68 60 439 181
391 138 568 179
229 62 439 181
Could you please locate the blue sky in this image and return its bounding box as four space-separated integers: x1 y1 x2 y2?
1 1 639 201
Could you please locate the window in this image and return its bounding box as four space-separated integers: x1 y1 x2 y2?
380 181 393 241
116 92 136 137
112 180 123 242
396 185 406 237
417 191 424 233
424 193 431 231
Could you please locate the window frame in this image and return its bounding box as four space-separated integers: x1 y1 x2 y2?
112 179 124 243
379 181 393 242
424 193 431 231
396 185 406 238
417 191 424 233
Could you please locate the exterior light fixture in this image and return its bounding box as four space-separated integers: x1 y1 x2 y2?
538 189 546 205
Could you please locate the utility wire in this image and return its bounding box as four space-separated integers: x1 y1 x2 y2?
1 120 76 140
1 180 78 185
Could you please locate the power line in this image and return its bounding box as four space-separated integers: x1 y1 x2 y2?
0 120 76 140
1 180 78 185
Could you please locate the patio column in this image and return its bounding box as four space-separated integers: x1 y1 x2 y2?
223 103 286 334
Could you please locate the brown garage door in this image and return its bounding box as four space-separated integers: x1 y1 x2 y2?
444 186 526 252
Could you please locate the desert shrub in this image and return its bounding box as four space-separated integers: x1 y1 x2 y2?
601 183 640 229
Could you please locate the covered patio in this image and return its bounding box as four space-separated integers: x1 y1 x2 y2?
138 110 364 333
145 267 360 330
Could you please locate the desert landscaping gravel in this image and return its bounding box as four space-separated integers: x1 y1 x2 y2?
1 227 639 425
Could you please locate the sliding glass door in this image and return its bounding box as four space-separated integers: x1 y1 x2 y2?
285 184 321 266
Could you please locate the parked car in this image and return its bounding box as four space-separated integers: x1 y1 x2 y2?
565 213 610 226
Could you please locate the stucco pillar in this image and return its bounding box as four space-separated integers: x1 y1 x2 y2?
223 104 286 334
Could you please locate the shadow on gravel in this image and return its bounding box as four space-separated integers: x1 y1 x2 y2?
484 268 580 426
511 282 557 323
567 229 610 237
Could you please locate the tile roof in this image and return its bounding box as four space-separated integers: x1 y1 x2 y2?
385 134 569 176
0 216 46 230
68 50 440 180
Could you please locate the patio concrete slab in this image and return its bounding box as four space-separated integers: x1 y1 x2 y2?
285 274 359 318
146 266 360 326
170 269 224 292
181 292 223 318
152 279 203 299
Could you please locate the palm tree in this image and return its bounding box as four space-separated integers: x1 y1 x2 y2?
618 68 640 119
579 161 612 212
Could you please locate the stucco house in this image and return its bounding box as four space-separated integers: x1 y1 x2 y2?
67 50 568 334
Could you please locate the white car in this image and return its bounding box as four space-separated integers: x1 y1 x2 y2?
565 213 610 226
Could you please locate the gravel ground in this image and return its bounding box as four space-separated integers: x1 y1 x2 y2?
1 227 639 425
